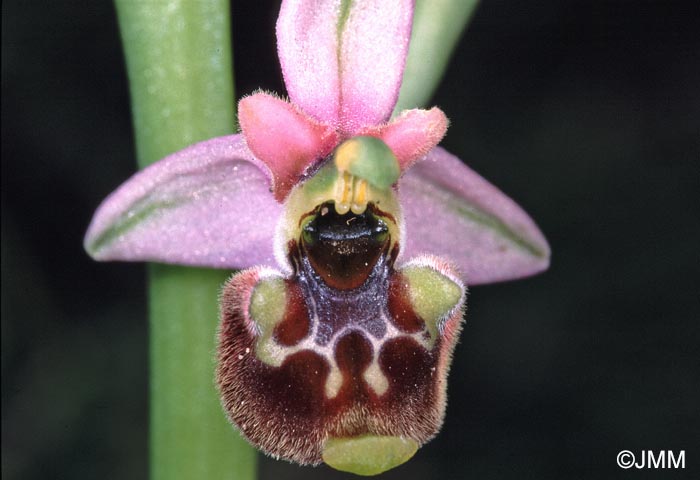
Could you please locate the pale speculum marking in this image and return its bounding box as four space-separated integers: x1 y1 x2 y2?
252 273 437 398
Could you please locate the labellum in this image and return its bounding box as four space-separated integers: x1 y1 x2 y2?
217 137 465 475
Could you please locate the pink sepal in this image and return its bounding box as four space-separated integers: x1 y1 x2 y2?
277 0 414 134
400 147 551 284
84 135 282 269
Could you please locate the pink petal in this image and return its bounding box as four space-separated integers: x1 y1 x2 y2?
361 107 448 171
399 148 550 284
239 93 338 201
277 0 414 133
84 135 282 269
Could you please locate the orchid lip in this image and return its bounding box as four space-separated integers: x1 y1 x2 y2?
218 245 466 465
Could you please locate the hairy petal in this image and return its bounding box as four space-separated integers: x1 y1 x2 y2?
399 147 551 284
84 135 282 269
361 107 448 171
277 0 414 133
239 93 339 201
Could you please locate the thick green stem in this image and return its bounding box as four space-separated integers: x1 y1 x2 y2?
113 1 256 479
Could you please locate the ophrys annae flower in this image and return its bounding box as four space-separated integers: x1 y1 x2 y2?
85 0 549 475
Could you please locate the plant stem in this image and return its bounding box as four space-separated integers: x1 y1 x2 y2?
113 1 256 479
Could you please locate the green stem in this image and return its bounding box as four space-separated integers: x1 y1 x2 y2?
113 1 256 479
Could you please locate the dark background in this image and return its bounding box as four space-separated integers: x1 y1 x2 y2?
2 1 699 479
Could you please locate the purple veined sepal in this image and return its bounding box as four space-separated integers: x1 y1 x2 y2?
400 147 551 285
83 134 282 269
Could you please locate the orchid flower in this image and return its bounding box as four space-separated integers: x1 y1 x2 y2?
85 0 549 475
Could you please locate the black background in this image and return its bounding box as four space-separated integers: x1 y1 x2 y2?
2 1 699 479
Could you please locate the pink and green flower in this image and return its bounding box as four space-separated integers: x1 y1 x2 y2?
86 0 549 475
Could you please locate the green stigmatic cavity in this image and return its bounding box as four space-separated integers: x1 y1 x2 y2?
334 136 400 190
322 435 418 476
